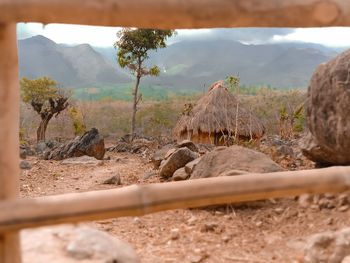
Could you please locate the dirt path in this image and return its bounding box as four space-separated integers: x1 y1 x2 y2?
20 151 350 263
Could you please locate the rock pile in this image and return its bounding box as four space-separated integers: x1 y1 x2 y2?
44 128 105 160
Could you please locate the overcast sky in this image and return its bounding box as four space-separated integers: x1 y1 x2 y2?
17 22 350 48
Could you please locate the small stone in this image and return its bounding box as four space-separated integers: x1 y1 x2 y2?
215 211 224 216
103 173 121 185
172 167 188 181
275 208 284 214
187 216 197 226
222 235 231 242
256 221 263 227
298 194 313 208
325 218 334 225
339 205 349 212
201 222 218 232
20 160 32 170
133 217 141 224
190 255 204 263
170 228 180 240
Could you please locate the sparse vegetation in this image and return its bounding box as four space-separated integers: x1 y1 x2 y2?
114 28 176 141
20 77 70 142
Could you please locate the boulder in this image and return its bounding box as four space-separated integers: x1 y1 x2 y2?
190 145 283 179
172 167 189 181
21 224 141 263
151 144 175 169
303 228 350 263
300 49 350 165
159 147 198 178
45 128 105 160
177 140 198 152
184 157 201 175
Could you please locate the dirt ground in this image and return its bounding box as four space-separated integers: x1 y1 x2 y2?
20 147 350 263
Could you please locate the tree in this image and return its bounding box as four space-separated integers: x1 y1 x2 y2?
114 28 176 141
20 77 69 142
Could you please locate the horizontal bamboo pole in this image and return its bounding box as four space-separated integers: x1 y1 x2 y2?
0 0 349 28
0 166 349 233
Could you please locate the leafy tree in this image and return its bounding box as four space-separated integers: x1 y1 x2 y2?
20 77 69 142
114 28 176 141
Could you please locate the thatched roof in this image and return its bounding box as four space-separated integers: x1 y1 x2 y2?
174 81 265 139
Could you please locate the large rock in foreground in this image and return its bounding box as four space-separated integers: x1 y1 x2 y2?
301 49 350 165
303 228 350 263
190 146 283 179
45 128 105 160
22 224 140 263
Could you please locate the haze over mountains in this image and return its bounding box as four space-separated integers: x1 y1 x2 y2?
18 34 338 99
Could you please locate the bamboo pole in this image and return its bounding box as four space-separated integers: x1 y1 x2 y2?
0 166 349 233
0 0 349 28
0 23 21 263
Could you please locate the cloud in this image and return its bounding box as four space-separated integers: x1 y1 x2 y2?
17 23 121 47
273 27 350 47
17 23 350 48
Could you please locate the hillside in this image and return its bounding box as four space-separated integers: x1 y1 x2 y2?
18 35 131 88
18 35 337 98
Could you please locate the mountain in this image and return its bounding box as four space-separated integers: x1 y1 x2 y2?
18 35 337 94
18 35 131 88
141 40 336 89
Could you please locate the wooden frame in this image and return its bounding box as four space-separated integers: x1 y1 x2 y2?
1 0 350 262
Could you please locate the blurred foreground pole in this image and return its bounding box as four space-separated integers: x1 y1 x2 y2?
0 23 21 263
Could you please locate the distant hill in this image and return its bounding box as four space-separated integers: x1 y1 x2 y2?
18 35 337 95
18 35 131 88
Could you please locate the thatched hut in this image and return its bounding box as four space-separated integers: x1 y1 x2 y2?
174 81 265 145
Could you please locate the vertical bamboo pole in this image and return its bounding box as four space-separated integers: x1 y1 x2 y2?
0 23 22 263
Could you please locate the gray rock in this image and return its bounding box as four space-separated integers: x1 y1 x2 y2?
45 128 105 160
276 145 294 156
141 170 158 180
184 158 201 175
159 147 198 178
300 49 350 165
103 173 122 185
172 167 189 181
35 141 49 153
190 145 283 179
21 224 141 263
20 147 27 159
303 228 350 263
151 144 175 169
61 156 102 165
177 140 198 152
20 160 32 170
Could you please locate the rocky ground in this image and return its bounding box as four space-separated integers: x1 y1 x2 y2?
19 138 350 263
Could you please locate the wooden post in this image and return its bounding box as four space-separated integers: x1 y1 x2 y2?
0 23 21 263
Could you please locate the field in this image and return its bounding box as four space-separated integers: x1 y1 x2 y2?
20 141 350 263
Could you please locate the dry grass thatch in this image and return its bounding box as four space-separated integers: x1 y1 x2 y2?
174 81 265 142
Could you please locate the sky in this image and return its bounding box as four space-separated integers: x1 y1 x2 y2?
17 22 350 49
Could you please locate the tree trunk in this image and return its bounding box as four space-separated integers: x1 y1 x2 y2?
131 59 142 142
131 74 141 142
37 115 52 142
